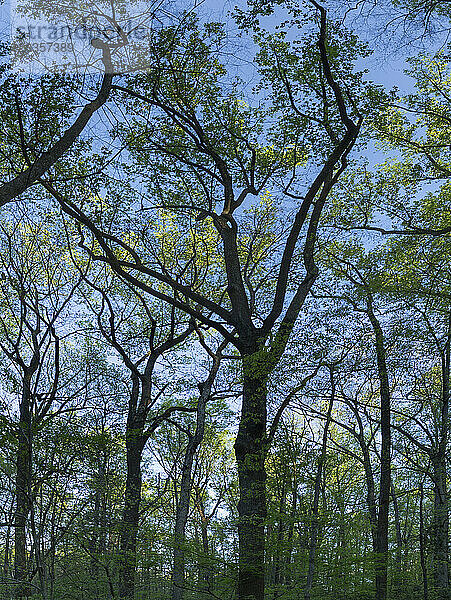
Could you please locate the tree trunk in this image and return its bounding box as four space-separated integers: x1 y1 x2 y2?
367 302 391 600
390 481 404 595
116 326 194 600
14 378 33 598
118 415 145 600
348 400 378 554
432 321 450 600
199 515 210 590
419 480 428 600
4 499 13 579
234 353 268 600
432 453 449 599
304 369 334 600
271 481 286 598
361 441 378 552
172 429 203 600
391 482 402 565
172 349 222 600
194 496 211 595
374 386 391 600
283 487 297 587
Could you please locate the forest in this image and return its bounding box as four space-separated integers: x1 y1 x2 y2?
0 0 450 599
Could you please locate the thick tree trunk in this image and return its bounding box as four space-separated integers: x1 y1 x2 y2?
14 379 33 598
374 385 390 600
118 417 145 600
234 353 268 600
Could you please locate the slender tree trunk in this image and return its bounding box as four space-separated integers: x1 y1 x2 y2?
29 502 47 600
271 482 286 598
304 369 334 600
419 481 428 600
432 321 450 600
14 377 33 598
234 353 268 600
432 454 448 599
391 481 404 595
115 325 193 600
199 515 210 590
89 472 101 578
367 302 391 600
362 444 378 551
4 499 13 579
194 496 210 594
391 482 402 565
172 426 203 600
350 403 378 553
172 348 222 600
283 488 297 587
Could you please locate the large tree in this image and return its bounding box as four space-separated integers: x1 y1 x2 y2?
35 3 365 598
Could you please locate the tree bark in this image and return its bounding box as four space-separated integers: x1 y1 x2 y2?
270 480 286 597
432 453 449 599
304 368 335 600
419 481 428 600
234 352 268 600
361 438 378 552
118 408 146 600
14 375 34 598
103 314 193 600
172 395 207 599
172 344 223 600
432 319 450 600
367 301 391 600
391 482 402 565
195 498 210 594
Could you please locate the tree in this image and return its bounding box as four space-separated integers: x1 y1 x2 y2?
0 209 86 597
6 2 451 599
35 4 364 597
73 267 200 600
171 335 227 600
0 0 184 206
322 248 392 600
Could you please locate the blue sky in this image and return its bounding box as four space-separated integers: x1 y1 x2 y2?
0 0 439 83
